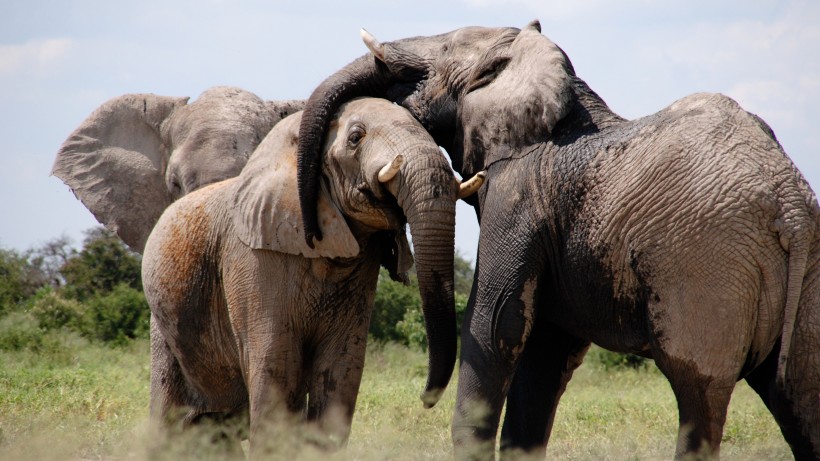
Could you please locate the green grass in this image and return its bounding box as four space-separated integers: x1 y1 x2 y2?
0 338 792 460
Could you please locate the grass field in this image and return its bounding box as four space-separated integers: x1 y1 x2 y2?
0 334 792 460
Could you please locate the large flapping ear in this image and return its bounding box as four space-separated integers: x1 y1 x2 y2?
52 94 188 253
231 113 360 258
459 20 575 166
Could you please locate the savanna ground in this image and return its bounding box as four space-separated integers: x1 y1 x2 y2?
0 230 794 459
0 337 792 461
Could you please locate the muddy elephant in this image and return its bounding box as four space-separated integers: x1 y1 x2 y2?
294 22 820 460
52 86 304 252
142 97 482 453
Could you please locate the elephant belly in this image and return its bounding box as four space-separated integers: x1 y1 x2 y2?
545 268 653 355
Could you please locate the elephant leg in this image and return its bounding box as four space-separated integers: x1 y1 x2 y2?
453 252 542 459
150 315 191 426
664 370 734 460
745 249 820 460
149 316 246 459
649 296 748 459
745 341 819 460
306 322 371 448
246 329 308 456
499 322 590 458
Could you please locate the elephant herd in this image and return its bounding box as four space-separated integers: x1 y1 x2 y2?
54 20 819 461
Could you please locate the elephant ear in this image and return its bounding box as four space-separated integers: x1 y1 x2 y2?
231 113 360 258
459 21 575 169
52 94 188 253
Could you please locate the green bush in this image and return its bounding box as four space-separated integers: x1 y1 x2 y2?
0 311 44 351
0 249 46 316
586 345 649 371
370 270 421 342
29 287 88 333
60 228 142 302
85 284 150 345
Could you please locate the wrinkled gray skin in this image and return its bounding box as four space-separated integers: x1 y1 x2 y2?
142 98 458 453
53 86 304 253
296 21 820 460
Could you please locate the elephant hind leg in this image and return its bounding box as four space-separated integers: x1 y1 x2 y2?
150 316 193 425
150 318 247 459
655 357 735 460
747 249 820 460
499 322 590 458
745 341 818 460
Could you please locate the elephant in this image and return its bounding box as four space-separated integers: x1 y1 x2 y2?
141 97 483 453
293 21 820 460
52 86 304 253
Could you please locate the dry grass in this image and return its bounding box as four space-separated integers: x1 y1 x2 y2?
0 337 792 460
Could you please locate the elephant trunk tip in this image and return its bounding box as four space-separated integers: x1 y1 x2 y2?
421 387 445 409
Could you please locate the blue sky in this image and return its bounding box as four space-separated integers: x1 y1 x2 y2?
2 0 818 260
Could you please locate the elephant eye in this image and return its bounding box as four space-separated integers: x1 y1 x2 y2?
347 126 365 148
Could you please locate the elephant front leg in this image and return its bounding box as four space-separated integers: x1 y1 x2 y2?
453 263 542 460
305 324 370 449
246 334 308 456
499 322 590 458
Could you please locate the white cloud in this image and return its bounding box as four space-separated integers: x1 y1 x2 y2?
0 38 74 77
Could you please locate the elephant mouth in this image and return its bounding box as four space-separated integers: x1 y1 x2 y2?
353 181 406 230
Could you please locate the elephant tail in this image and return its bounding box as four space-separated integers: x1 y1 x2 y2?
776 224 813 388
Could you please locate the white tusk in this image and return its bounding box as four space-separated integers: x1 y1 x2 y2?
378 155 404 183
458 171 487 199
360 28 386 61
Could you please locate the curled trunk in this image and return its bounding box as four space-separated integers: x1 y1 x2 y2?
298 56 388 247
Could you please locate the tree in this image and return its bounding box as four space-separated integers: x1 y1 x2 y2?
60 227 142 301
0 249 32 315
370 251 475 347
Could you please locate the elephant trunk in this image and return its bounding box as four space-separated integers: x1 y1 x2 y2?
298 55 389 248
391 150 458 408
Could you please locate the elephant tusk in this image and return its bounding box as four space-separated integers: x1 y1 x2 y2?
360 28 386 62
378 154 404 183
458 171 487 199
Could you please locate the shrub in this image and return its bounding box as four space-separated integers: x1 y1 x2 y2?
29 287 88 333
0 311 43 351
0 249 45 316
60 227 142 302
84 284 150 345
370 270 421 342
586 345 649 371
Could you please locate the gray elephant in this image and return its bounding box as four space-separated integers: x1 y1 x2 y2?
294 22 820 460
52 86 304 253
143 97 483 453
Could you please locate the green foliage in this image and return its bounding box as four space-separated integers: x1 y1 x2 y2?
0 248 49 316
586 345 649 371
0 311 44 351
60 227 142 301
0 227 149 348
371 270 422 342
29 287 88 332
395 291 469 350
84 283 150 345
371 251 474 348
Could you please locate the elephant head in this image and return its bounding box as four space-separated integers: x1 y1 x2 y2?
53 86 304 253
295 21 574 243
231 98 463 408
